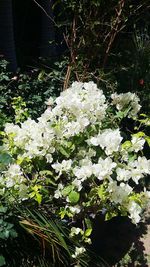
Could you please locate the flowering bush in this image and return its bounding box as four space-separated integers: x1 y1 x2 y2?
1 82 150 264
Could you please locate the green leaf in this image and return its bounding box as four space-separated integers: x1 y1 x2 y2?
68 191 80 204
62 185 74 197
84 228 92 237
145 137 150 146
128 153 137 162
38 70 45 81
0 206 7 214
35 193 42 205
139 113 147 117
122 141 132 150
39 170 53 176
85 218 92 229
0 255 6 266
97 185 107 200
0 153 12 166
29 192 36 198
58 146 70 158
10 229 18 238
132 132 145 138
105 211 118 221
32 185 42 192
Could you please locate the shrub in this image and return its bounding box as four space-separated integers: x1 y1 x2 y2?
0 58 63 128
1 81 150 266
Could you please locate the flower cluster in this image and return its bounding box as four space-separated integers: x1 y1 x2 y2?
1 81 150 259
111 92 141 117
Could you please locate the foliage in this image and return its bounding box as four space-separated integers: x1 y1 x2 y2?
0 206 18 266
0 256 5 267
53 0 150 92
1 82 150 266
19 209 90 267
0 144 17 265
113 25 150 113
0 58 64 128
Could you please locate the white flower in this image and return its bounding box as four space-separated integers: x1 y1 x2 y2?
73 166 92 181
128 156 150 184
52 160 72 176
64 121 82 137
86 148 96 158
88 128 123 155
39 107 53 122
4 164 25 188
107 181 132 204
46 154 53 163
54 183 64 199
70 227 83 237
131 136 145 152
144 189 150 199
89 136 99 146
137 156 150 174
69 206 81 214
45 97 54 106
111 92 141 117
116 168 131 182
5 123 20 135
130 168 144 184
128 201 142 224
72 246 86 258
92 157 116 180
53 81 107 126
73 160 93 181
99 129 123 155
72 178 82 191
6 164 22 178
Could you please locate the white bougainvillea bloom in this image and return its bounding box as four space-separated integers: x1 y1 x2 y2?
128 201 142 224
69 206 81 214
111 92 141 117
128 156 150 184
4 164 23 187
45 96 54 107
92 157 116 180
116 168 131 182
52 159 72 177
73 159 93 181
72 178 82 191
52 81 107 126
72 246 86 258
5 123 20 135
70 227 83 237
107 181 133 204
88 128 123 155
131 136 145 152
54 183 64 199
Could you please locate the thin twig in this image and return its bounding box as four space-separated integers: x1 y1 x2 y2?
63 65 71 90
32 0 58 27
103 0 125 67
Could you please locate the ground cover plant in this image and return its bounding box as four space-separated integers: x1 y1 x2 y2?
0 58 63 129
0 81 150 266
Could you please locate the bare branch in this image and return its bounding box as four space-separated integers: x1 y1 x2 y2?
32 0 58 27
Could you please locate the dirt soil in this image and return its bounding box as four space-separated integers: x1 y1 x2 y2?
141 208 150 266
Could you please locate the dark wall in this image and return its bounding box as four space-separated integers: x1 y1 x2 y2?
0 0 57 71
0 0 17 71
